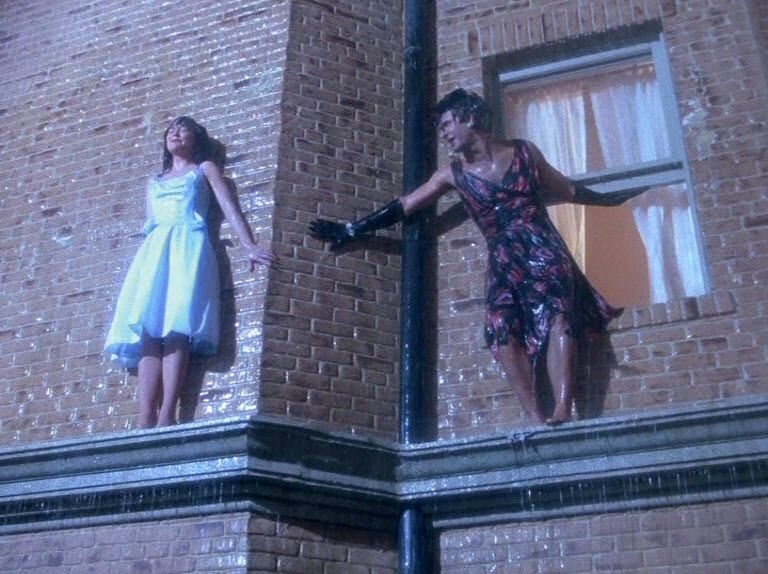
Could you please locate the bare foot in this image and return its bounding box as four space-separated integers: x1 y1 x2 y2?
545 405 572 426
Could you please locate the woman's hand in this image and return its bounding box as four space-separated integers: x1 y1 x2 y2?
244 240 277 270
202 161 277 270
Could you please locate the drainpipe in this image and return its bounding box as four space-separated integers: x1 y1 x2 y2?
399 1 435 573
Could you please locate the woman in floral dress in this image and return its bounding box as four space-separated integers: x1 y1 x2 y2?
311 89 636 425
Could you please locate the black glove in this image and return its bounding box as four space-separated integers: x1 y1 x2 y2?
310 199 405 247
573 183 649 206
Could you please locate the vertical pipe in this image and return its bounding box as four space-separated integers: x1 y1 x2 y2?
399 1 435 573
399 507 430 574
400 0 430 447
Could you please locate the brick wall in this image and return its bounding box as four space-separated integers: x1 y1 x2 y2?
0 513 397 573
0 0 292 442
0 0 404 444
1 1 764 442
262 0 403 438
747 0 768 83
441 497 768 572
248 515 396 574
0 513 252 573
433 0 768 437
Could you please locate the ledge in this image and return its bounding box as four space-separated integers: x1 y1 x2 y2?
0 417 400 534
0 397 767 534
398 396 768 527
610 291 737 331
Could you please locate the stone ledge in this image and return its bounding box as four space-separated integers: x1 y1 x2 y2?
610 291 737 331
399 396 768 527
0 397 766 534
0 416 400 534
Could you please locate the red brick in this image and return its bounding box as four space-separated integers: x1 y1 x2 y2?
700 541 758 563
0 0 407 441
4 0 768 569
589 514 641 536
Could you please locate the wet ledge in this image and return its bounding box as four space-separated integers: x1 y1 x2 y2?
0 397 767 534
400 396 768 527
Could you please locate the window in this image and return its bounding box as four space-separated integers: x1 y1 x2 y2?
495 37 708 307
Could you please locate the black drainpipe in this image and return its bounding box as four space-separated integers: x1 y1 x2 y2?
399 1 435 573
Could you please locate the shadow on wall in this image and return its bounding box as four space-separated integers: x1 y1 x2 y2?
575 332 619 420
180 139 237 423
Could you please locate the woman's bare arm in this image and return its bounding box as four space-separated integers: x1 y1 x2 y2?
527 142 576 206
529 141 647 207
399 164 456 215
201 161 276 269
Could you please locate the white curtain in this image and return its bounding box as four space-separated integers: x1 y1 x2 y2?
523 96 587 269
505 63 706 303
590 72 706 302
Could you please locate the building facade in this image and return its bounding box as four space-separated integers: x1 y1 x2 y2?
0 0 767 572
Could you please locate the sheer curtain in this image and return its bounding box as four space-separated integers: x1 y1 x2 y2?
505 61 706 303
521 94 587 269
590 68 706 302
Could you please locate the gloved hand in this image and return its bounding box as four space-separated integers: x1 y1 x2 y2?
310 199 405 248
309 219 355 248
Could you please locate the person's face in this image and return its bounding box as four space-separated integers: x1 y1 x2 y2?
165 121 196 155
437 110 473 153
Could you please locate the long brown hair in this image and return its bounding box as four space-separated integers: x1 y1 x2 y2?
160 116 212 175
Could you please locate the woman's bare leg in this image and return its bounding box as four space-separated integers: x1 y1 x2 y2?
497 343 544 424
138 336 163 428
545 315 576 425
157 332 189 426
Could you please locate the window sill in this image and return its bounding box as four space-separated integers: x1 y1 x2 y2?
609 291 736 331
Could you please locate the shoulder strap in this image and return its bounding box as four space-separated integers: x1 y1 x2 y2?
449 156 464 182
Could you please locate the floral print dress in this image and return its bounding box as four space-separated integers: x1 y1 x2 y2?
450 140 621 361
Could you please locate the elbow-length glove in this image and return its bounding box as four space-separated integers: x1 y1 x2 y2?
572 183 648 206
310 199 405 247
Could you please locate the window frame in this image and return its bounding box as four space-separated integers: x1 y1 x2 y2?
490 32 710 293
499 40 686 193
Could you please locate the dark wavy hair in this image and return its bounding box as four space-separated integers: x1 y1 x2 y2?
434 88 493 133
161 116 212 174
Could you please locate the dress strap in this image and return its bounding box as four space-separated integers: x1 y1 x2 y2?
449 156 464 182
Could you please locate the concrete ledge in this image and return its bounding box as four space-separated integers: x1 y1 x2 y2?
0 398 767 534
399 397 768 527
0 416 400 534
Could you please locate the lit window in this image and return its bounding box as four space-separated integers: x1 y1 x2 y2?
498 38 708 307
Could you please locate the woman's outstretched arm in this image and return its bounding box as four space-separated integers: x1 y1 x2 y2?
529 141 646 207
399 164 455 215
201 161 276 269
310 164 455 247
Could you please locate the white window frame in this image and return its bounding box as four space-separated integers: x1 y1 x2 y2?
497 36 710 292
499 39 685 193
